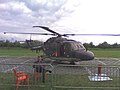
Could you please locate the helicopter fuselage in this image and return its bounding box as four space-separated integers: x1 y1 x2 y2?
43 37 94 60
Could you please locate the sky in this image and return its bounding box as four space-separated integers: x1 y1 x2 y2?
0 0 120 45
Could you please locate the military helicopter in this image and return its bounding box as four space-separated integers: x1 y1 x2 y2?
30 26 120 63
4 26 120 64
31 26 95 61
4 26 94 63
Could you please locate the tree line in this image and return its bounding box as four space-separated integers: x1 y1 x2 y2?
83 41 120 48
0 40 43 48
0 40 120 48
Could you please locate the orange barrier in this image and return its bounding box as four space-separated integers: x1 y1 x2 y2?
13 68 29 90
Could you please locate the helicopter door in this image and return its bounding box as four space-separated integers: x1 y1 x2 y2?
62 43 72 55
56 43 60 56
60 44 64 56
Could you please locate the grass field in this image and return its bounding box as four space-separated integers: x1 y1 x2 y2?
0 47 120 58
0 72 119 90
89 48 120 58
0 47 43 56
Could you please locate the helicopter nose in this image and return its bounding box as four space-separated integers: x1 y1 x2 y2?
74 50 94 60
85 50 95 60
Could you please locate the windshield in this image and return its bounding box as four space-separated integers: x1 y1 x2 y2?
71 42 86 50
63 41 86 52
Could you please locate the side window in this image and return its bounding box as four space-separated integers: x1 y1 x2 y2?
64 43 71 52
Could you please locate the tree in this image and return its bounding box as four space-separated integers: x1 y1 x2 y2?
97 41 111 48
13 41 21 47
111 43 120 48
83 42 95 48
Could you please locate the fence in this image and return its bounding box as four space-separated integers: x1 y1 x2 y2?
0 63 120 90
53 64 120 90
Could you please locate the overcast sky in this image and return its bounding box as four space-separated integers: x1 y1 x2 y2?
0 0 120 45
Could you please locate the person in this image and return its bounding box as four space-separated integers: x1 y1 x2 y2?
33 56 51 82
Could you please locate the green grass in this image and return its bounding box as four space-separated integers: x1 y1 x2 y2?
0 72 119 90
1 47 120 58
0 47 43 56
89 48 120 58
0 72 52 90
53 74 119 90
0 48 120 58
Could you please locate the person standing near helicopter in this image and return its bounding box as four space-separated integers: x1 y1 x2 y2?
33 56 51 82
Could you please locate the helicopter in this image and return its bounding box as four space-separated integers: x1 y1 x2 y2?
4 26 120 64
29 26 120 63
4 26 95 64
31 26 95 61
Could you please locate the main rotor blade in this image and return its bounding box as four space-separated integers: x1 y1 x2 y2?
4 31 120 36
64 34 120 36
4 32 55 35
33 26 61 36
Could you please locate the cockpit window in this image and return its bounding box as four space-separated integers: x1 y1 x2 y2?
77 43 85 49
63 42 86 52
63 43 72 52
